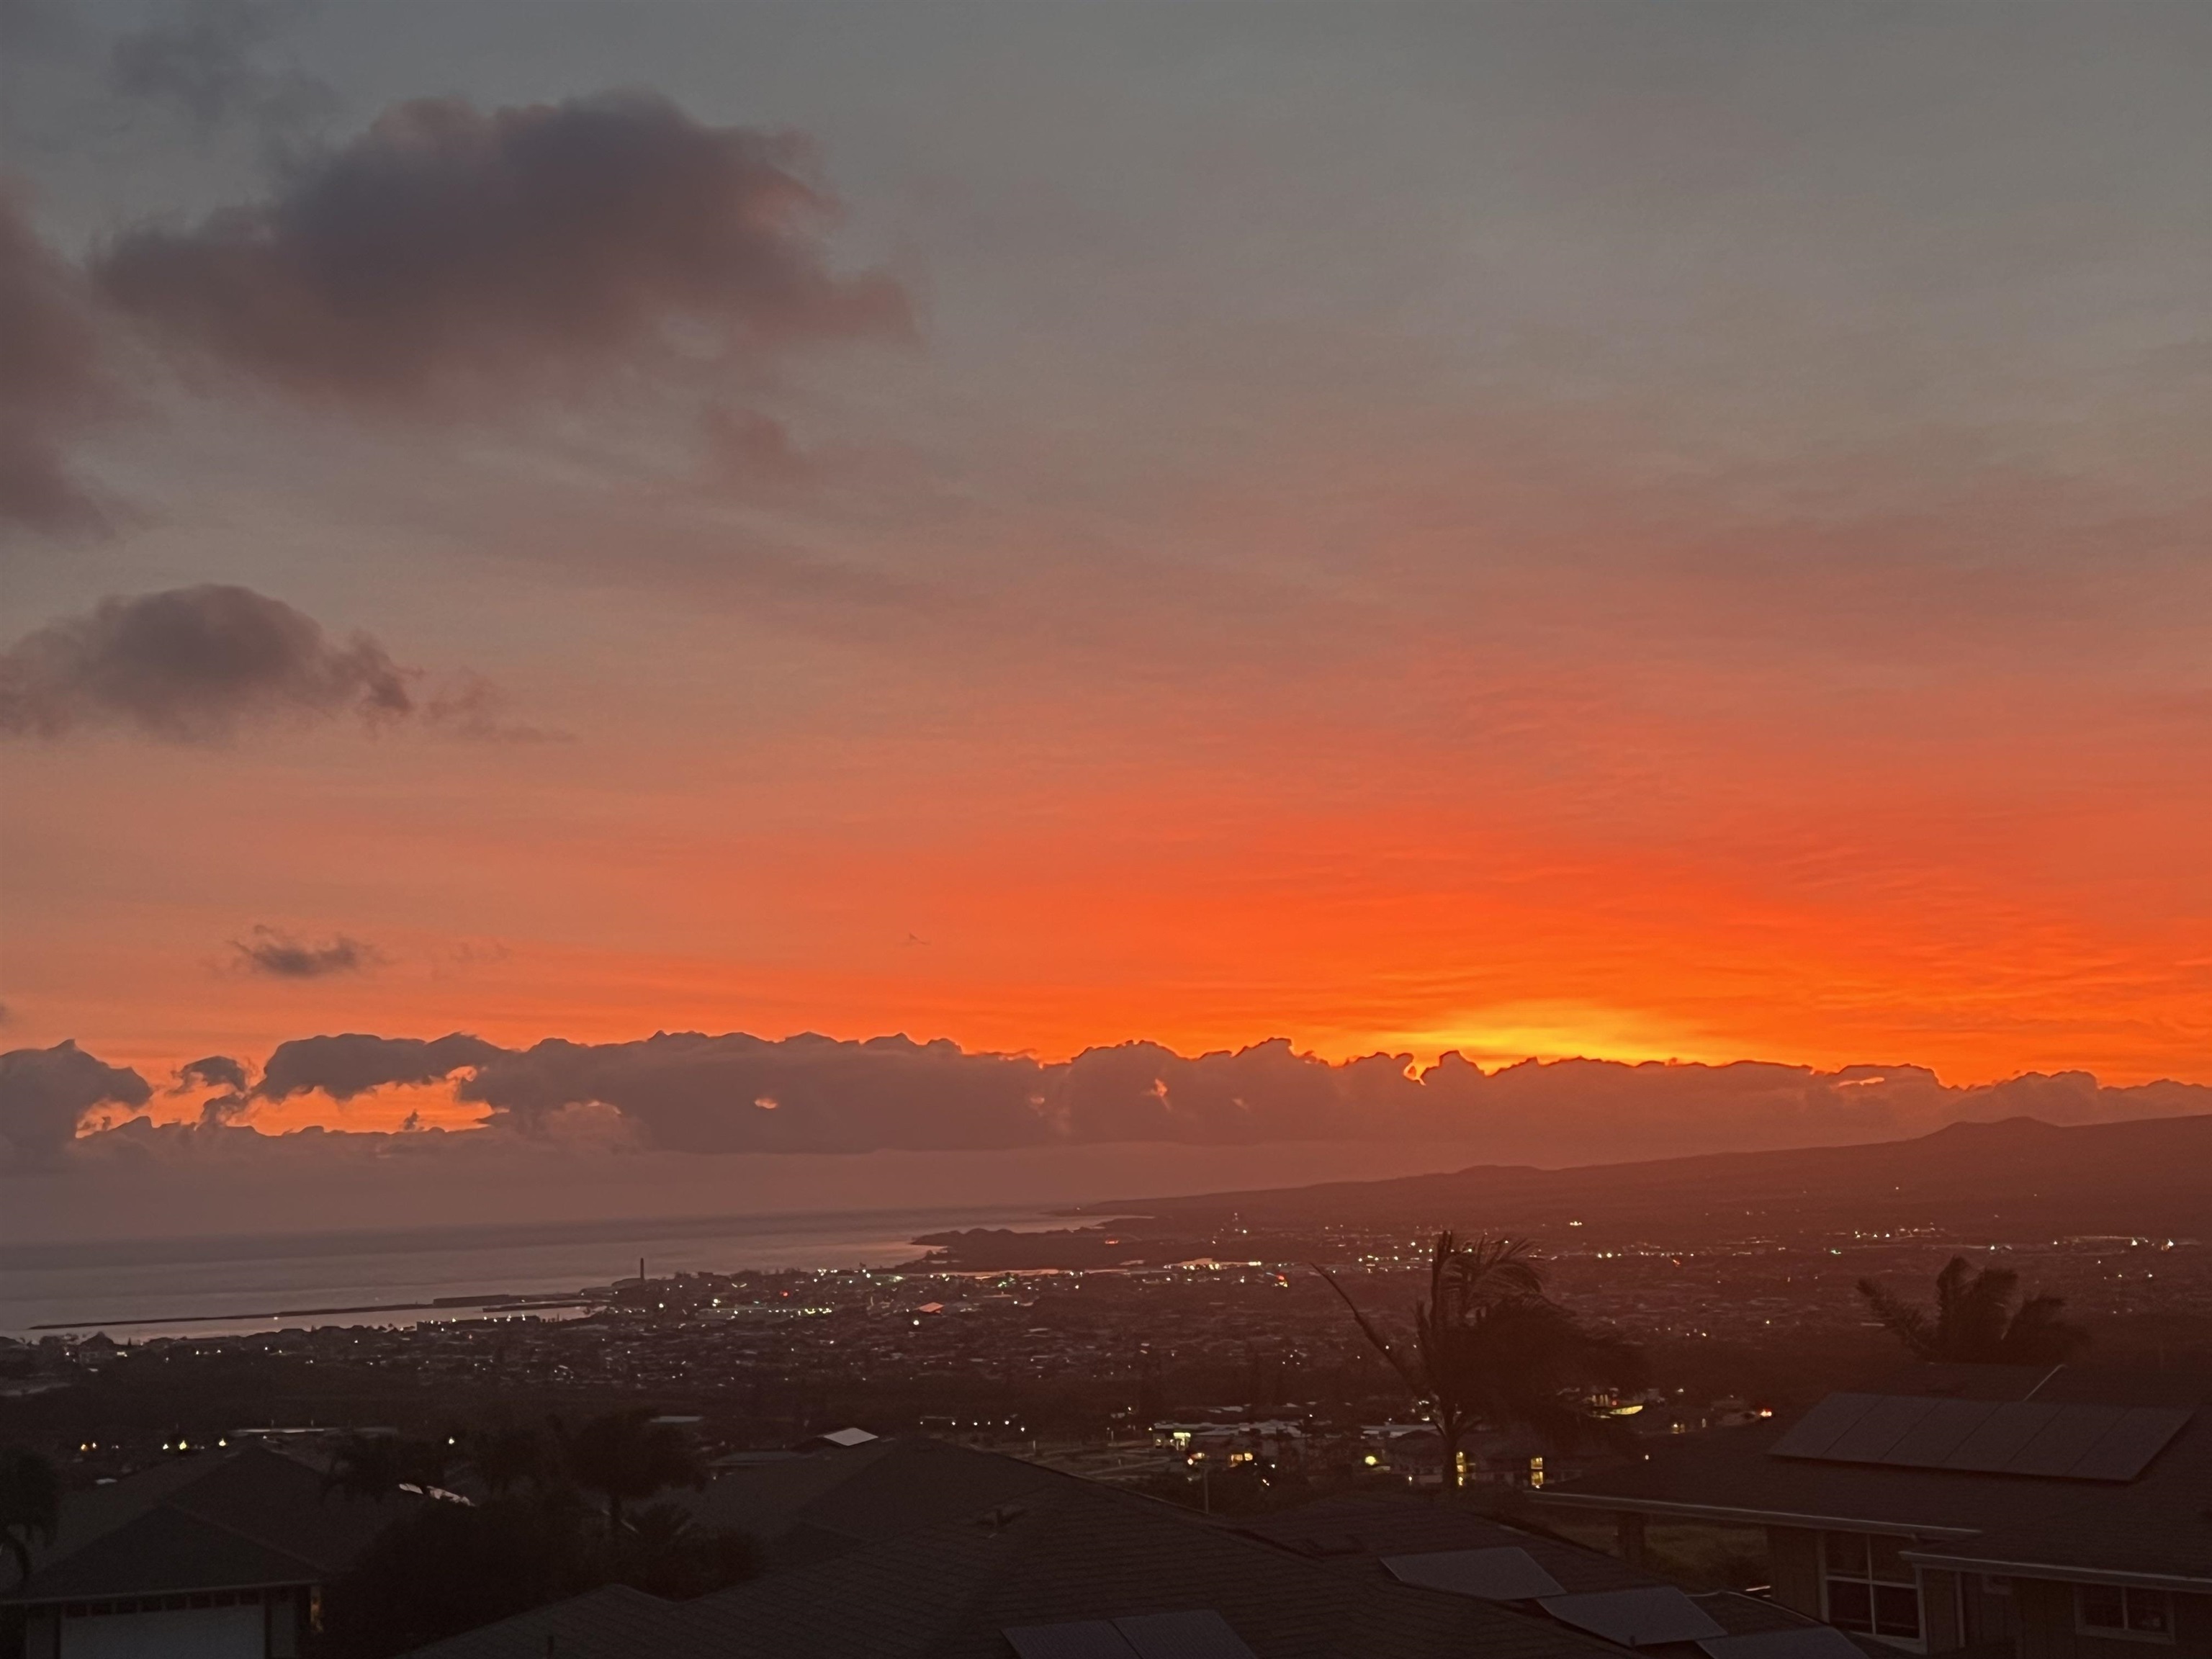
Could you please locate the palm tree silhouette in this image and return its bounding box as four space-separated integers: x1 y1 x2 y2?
1318 1234 1645 1486
1857 1256 2087 1365
559 1408 702 1537
1 1447 60 1589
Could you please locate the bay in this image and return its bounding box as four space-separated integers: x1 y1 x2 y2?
0 1203 1062 1340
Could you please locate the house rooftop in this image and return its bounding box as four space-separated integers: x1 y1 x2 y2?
1535 1364 2212 1591
408 1437 1666 1658
1 1444 413 1607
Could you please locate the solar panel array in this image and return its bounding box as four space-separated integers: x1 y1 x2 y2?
1004 1611 1256 1659
1537 1588 1728 1647
1768 1393 2192 1481
1382 1547 1566 1601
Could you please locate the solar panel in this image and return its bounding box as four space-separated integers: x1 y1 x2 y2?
1004 1613 1258 1659
1699 1629 1868 1659
1115 1611 1259 1659
1822 1395 1940 1464
1005 1622 1138 1659
1383 1547 1566 1601
1769 1393 1882 1459
1770 1395 2194 1482
2064 1408 2194 1481
1944 1402 2059 1472
2007 1406 2125 1478
1883 1398 1998 1467
1540 1588 1729 1646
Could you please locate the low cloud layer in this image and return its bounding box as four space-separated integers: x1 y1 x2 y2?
253 1032 506 1104
0 1041 151 1163
0 584 533 743
0 182 112 536
232 926 377 979
7 1030 2201 1172
94 91 906 410
436 1036 2212 1157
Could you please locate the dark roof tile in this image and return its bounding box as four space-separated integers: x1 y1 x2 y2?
3 1447 406 1606
400 1586 687 1659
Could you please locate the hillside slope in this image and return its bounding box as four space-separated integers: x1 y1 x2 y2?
1074 1114 2212 1244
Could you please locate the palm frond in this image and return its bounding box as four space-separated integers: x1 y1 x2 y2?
1864 1256 2087 1364
1312 1263 1426 1398
1857 1277 1936 1359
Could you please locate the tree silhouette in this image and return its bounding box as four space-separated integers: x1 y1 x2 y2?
618 1502 760 1598
463 1421 552 1499
320 1492 757 1654
0 1447 60 1589
1317 1234 1645 1485
558 1408 702 1537
323 1432 455 1503
1857 1256 2088 1365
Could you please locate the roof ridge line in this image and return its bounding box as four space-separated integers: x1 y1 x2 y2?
161 1491 339 1578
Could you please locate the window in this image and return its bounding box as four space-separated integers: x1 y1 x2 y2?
2077 1586 2173 1642
1823 1532 1923 1644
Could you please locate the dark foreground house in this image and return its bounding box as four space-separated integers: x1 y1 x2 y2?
1537 1366 2212 1659
1 1444 412 1658
404 1435 1863 1659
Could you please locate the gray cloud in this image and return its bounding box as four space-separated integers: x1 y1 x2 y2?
163 1027 2212 1161
174 1053 251 1124
254 1031 505 1103
232 926 377 979
177 1053 248 1092
0 180 113 538
418 670 569 745
465 1032 1049 1154
0 1 90 58
0 1040 151 1164
108 0 333 140
93 91 907 412
0 584 418 742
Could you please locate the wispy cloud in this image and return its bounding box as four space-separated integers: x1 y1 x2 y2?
230 926 380 980
107 0 334 145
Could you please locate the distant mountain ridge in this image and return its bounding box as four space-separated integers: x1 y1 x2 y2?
1074 1113 2212 1244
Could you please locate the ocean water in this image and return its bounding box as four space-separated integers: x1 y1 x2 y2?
0 1204 1064 1340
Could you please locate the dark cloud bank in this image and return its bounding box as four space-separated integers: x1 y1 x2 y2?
4 1030 2205 1171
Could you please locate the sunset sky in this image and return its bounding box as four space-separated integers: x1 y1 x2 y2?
3 1 2208 1174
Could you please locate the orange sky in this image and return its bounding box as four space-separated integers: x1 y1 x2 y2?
3 4 2208 1130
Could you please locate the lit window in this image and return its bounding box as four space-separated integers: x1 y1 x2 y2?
1822 1532 1923 1643
2077 1586 2173 1642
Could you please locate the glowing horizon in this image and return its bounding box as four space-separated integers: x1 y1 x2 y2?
4 5 2207 1168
